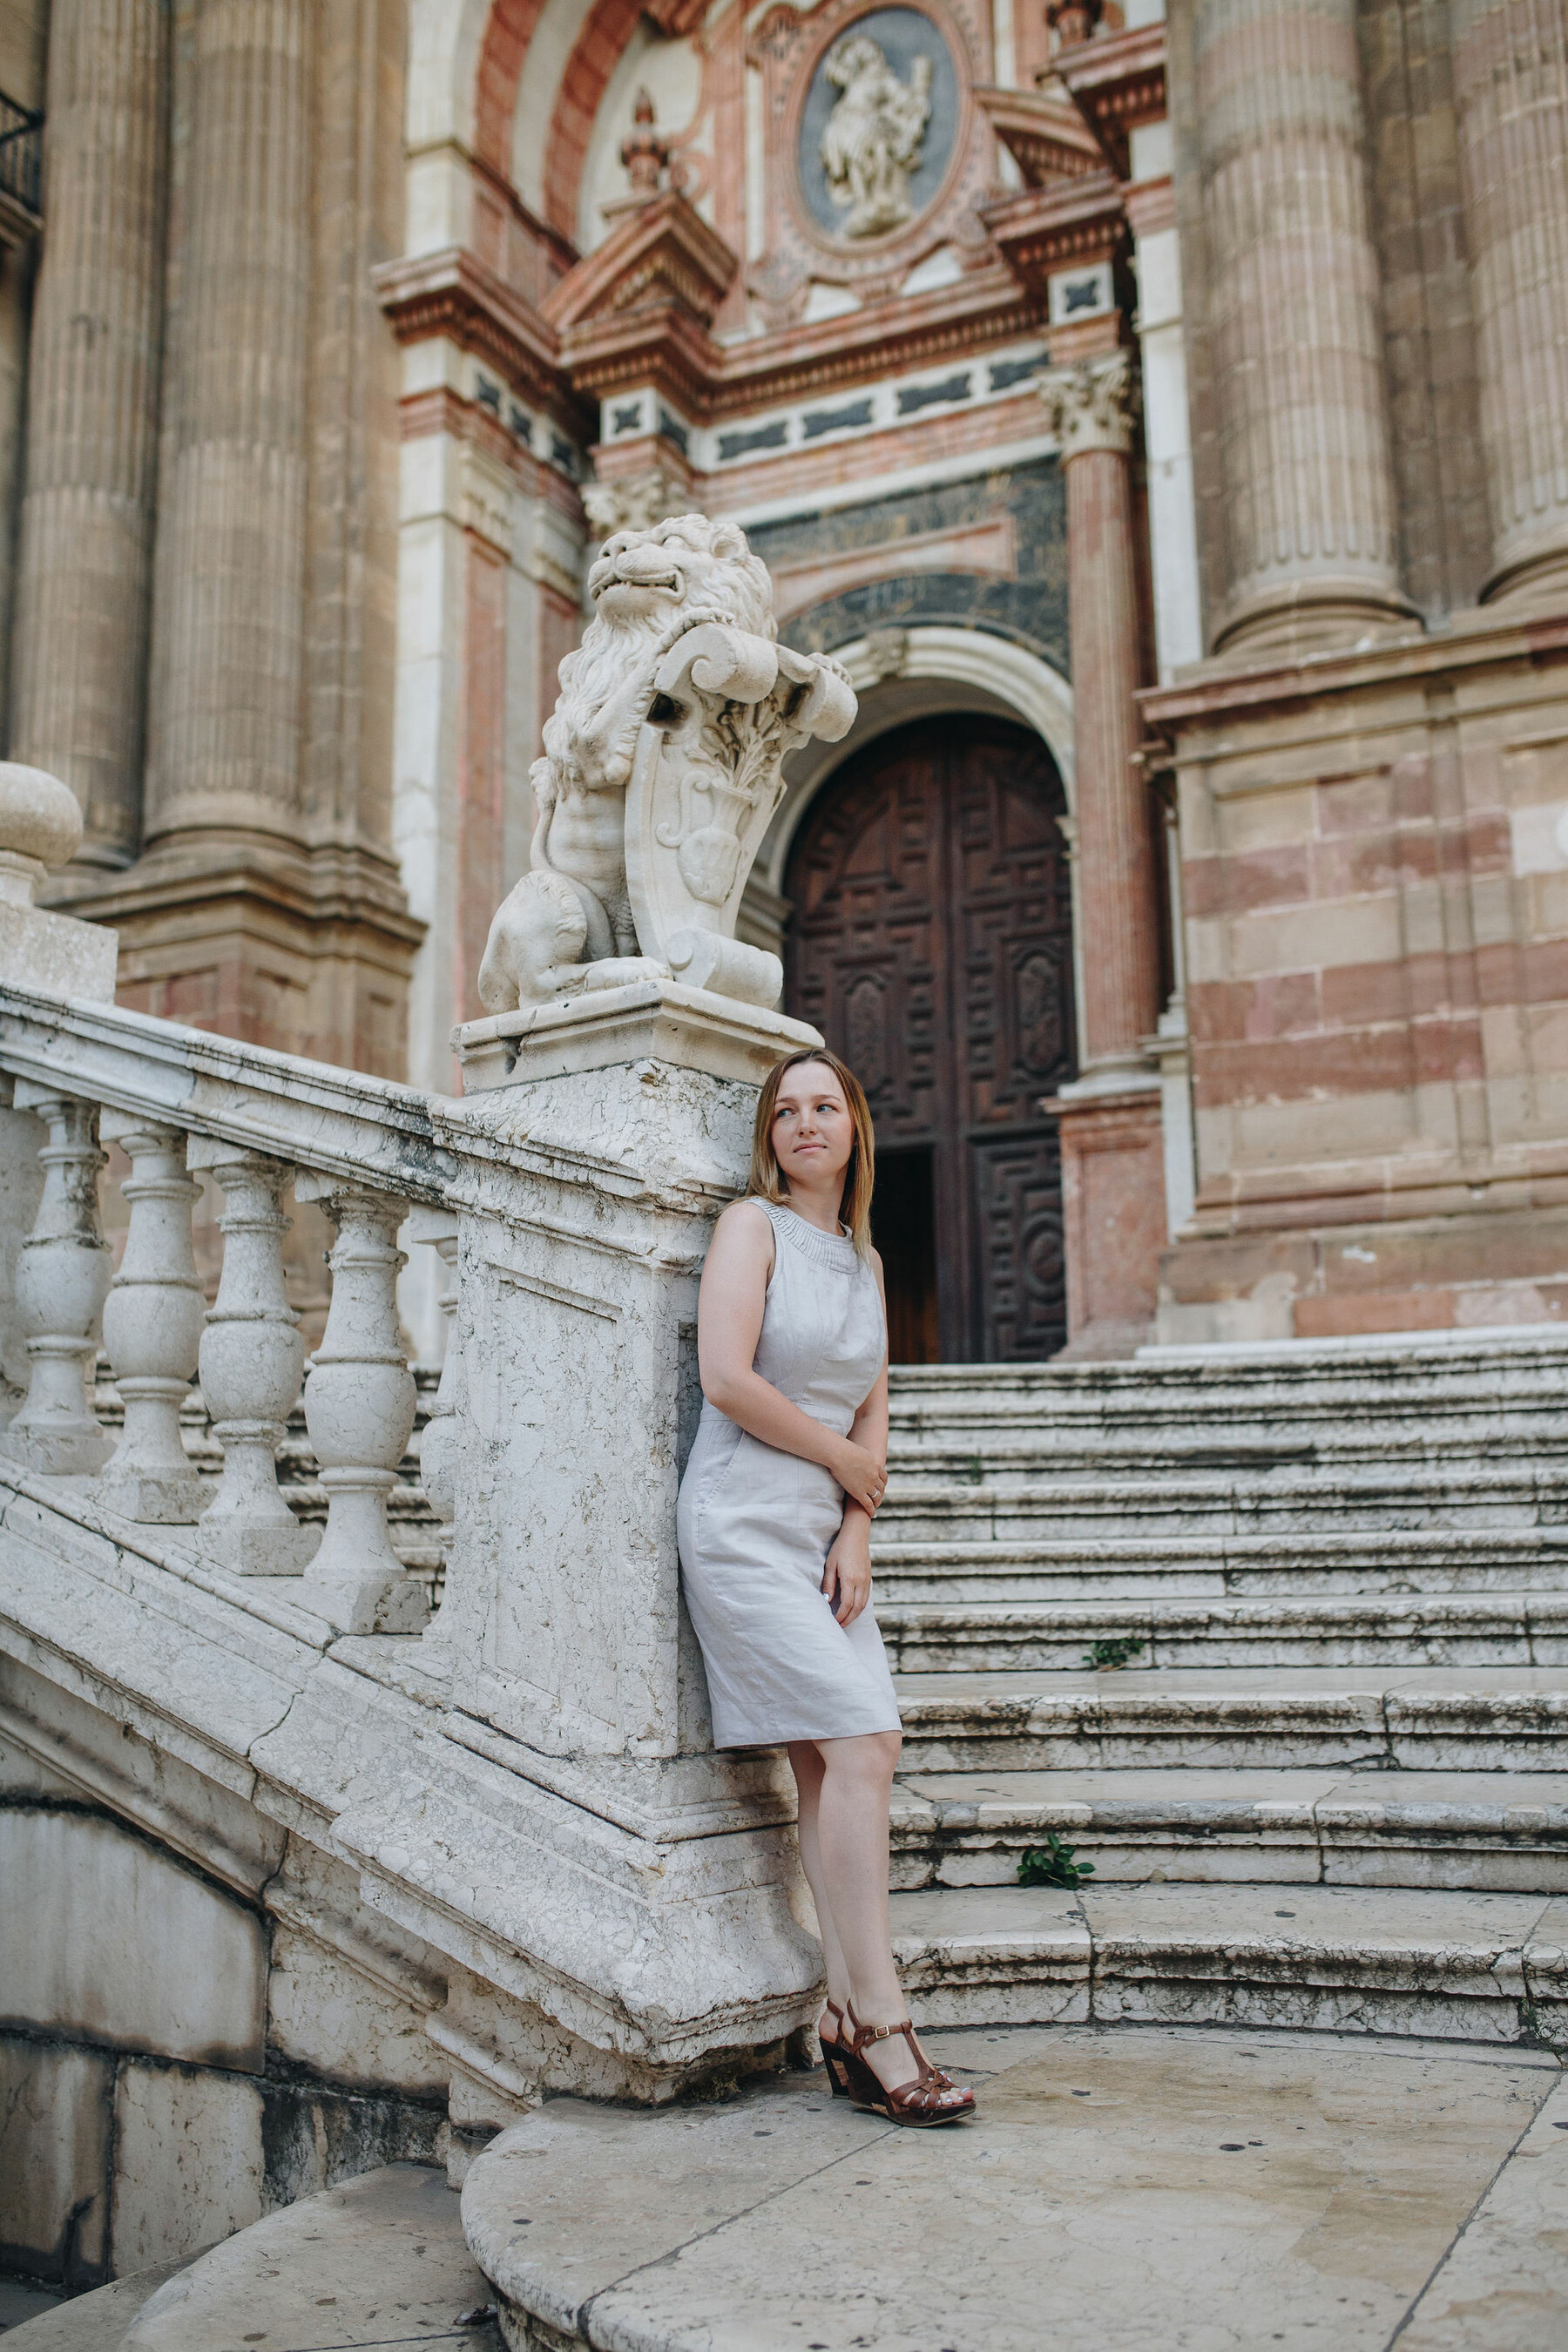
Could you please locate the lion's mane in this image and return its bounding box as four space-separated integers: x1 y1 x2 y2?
541 515 775 783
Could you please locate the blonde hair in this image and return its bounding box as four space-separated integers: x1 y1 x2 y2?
748 1049 875 1258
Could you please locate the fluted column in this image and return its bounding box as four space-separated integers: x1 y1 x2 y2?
1041 354 1161 1076
9 2 166 867
144 0 312 843
1194 0 1411 652
1451 0 1568 602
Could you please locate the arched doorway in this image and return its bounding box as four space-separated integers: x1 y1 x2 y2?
784 716 1077 1362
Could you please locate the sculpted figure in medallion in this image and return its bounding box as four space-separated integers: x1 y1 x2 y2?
819 32 934 238
477 515 855 1014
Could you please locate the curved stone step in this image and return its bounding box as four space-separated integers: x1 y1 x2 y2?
870 1524 1568 1601
890 1765 1568 1893
893 1664 1568 1771
889 1880 1568 2040
459 2023 1568 2351
878 1591 1568 1672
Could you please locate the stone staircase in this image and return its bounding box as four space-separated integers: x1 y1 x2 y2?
876 1332 1568 2043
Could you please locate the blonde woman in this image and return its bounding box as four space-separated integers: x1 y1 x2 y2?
677 1048 975 2127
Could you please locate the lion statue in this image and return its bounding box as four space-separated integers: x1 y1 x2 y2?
477 514 775 1014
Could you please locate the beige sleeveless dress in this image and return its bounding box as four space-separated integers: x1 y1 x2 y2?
677 1198 902 1749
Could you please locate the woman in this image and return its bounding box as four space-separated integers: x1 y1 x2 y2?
677 1047 975 2126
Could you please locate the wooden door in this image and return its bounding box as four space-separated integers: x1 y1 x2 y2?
785 717 1077 1362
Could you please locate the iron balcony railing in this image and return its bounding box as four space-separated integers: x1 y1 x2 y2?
0 91 43 223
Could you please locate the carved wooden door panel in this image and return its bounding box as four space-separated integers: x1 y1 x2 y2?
786 718 1076 1361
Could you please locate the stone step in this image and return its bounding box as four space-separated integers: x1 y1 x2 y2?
878 1592 1568 1673
892 1664 1568 1770
889 1879 1568 2040
876 1463 1568 1537
886 1331 1568 1441
870 1524 1568 1601
890 1766 1568 1894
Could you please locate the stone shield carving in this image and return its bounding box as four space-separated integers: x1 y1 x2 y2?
625 623 856 989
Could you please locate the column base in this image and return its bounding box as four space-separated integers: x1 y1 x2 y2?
1212 583 1420 662
1043 1078 1166 1360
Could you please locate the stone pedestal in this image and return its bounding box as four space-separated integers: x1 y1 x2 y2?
1452 0 1568 604
1046 1083 1166 1358
438 981 818 1762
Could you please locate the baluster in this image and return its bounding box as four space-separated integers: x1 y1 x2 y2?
297 1178 427 1636
406 1207 460 1533
98 1119 208 1521
1 1085 111 1474
188 1142 320 1575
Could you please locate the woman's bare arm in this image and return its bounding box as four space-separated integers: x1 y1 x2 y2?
697 1201 888 1516
821 1250 890 1622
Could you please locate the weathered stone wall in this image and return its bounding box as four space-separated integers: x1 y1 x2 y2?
0 1660 449 2291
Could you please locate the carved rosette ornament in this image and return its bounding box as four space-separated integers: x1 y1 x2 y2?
476 515 855 1017
1038 351 1140 462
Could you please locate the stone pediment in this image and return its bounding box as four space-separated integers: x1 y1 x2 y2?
543 192 739 335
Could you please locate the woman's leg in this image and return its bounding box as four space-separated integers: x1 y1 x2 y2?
787 1740 850 2017
810 1729 933 2098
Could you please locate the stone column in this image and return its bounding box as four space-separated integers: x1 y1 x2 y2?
1194 0 1411 652
1040 352 1168 1356
10 2 166 868
1451 0 1568 602
143 0 312 844
1041 352 1161 1079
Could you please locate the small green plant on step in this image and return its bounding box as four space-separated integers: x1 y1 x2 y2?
1084 1636 1145 1670
1017 1835 1095 1889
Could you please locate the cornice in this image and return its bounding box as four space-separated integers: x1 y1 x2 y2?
1053 22 1168 178
563 267 1049 421
1140 608 1568 734
980 172 1127 298
378 247 1051 434
370 247 591 438
973 84 1105 187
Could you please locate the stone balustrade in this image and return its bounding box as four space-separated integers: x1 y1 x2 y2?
0 989 447 1635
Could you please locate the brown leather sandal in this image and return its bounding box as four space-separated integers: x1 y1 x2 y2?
841 2001 976 2126
819 2000 851 2099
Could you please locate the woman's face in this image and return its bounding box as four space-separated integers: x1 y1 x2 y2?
771 1062 855 1190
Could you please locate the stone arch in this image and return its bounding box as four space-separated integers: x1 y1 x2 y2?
408 0 496 152
539 0 647 239
750 625 1076 926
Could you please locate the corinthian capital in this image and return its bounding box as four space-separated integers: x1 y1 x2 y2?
1039 351 1140 461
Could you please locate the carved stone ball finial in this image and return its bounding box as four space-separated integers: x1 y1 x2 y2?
0 761 84 907
1039 350 1140 462
621 87 672 199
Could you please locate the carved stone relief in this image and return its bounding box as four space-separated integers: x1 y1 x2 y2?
747 0 990 309
818 33 934 238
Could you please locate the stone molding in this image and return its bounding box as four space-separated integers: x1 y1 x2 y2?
1039 350 1140 461
1052 18 1168 179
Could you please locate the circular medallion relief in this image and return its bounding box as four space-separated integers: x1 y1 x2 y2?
796 5 962 244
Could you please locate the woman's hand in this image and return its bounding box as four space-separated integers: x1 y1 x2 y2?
832 1436 888 1516
823 1511 874 1625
